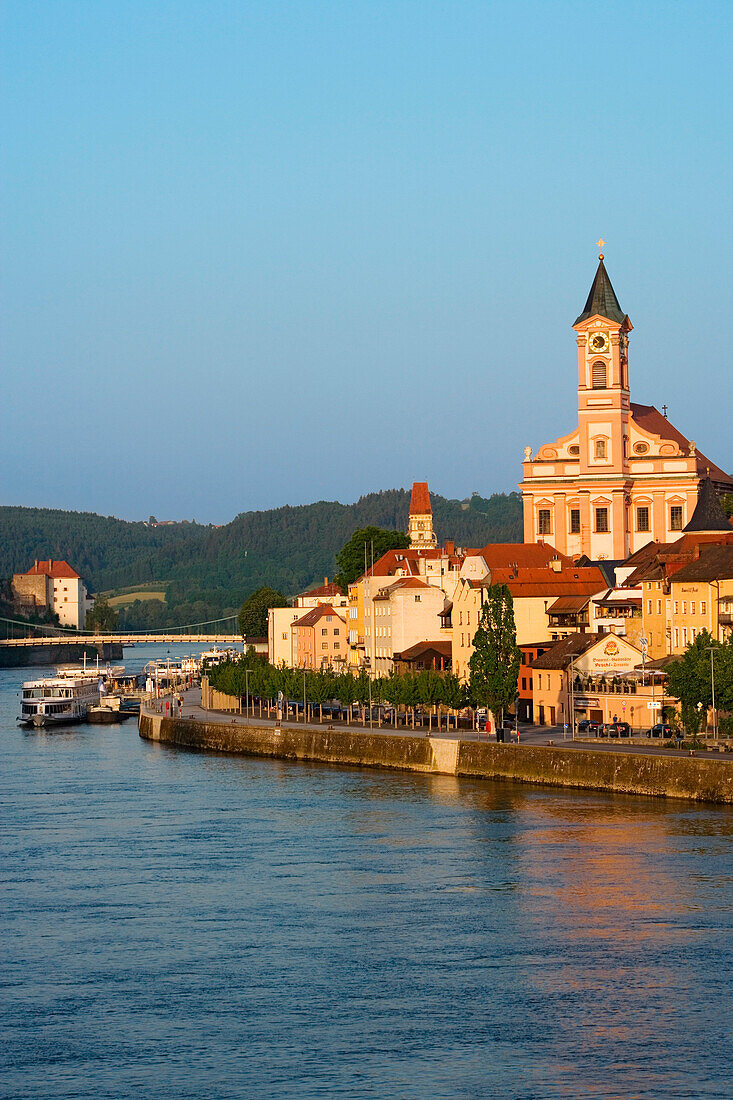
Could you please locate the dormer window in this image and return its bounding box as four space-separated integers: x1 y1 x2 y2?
591 361 607 389
595 438 606 459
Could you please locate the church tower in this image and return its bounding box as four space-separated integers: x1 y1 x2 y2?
520 243 732 562
408 481 437 548
571 242 633 557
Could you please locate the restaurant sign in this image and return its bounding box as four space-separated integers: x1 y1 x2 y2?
575 635 639 675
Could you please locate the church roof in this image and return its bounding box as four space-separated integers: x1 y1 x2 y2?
683 477 733 533
574 258 627 326
630 404 733 486
409 481 432 515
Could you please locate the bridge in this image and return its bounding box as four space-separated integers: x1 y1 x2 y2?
0 634 242 647
0 614 243 649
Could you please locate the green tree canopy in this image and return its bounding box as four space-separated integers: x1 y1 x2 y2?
468 583 521 725
666 631 733 733
85 596 118 633
335 526 410 589
238 586 288 638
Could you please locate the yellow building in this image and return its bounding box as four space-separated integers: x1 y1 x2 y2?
530 633 669 731
451 543 608 683
628 479 733 657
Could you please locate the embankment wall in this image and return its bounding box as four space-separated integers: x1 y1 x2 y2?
139 712 733 804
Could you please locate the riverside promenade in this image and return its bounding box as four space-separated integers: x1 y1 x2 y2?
140 691 733 805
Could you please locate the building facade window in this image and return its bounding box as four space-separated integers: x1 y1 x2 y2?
670 505 683 531
538 509 552 535
701 601 707 614
595 507 609 533
591 361 607 388
637 506 650 532
569 509 580 534
594 439 606 459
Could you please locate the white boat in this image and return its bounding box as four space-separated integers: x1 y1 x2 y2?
18 670 103 728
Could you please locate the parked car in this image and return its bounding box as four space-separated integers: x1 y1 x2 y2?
577 719 600 735
599 723 616 738
649 722 674 738
609 721 631 737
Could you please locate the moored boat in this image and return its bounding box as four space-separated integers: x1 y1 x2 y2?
18 670 102 728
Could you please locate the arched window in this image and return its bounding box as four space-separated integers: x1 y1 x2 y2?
591 361 607 388
595 438 606 459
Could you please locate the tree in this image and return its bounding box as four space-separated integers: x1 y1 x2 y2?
86 596 118 633
468 583 521 733
666 631 733 734
416 669 445 732
238 586 288 638
335 526 410 590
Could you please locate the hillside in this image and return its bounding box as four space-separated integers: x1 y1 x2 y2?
0 490 522 628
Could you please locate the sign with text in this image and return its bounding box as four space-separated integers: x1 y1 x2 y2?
574 635 642 676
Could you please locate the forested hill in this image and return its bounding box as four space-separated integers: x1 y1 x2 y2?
0 490 522 626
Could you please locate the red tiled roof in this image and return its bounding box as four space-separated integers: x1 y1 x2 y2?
24 559 80 580
374 577 431 600
395 640 452 661
631 403 732 486
362 545 462 581
625 531 733 585
292 604 346 628
301 579 344 598
409 481 432 515
478 542 572 569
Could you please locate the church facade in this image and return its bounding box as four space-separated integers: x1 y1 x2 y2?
520 249 732 561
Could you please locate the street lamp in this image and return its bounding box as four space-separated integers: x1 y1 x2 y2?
707 646 718 740
245 667 250 720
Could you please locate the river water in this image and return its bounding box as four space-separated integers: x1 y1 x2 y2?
1 645 731 1099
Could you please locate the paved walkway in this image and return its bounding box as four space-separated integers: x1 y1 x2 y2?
145 689 731 762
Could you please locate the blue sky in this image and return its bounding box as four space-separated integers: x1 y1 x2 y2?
2 0 731 522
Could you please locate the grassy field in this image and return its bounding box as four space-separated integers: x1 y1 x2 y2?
106 588 167 608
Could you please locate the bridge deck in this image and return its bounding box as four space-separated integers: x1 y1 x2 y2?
0 635 242 647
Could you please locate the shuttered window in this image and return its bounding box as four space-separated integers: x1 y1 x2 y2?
591 361 607 388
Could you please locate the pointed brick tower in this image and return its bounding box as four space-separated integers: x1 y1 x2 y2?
408 481 437 548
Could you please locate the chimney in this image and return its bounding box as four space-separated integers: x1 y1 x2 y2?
444 540 455 556
324 576 328 586
550 558 562 573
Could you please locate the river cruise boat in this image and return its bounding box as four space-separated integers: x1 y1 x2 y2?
18 669 103 728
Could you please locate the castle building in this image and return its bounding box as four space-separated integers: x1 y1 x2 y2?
520 248 732 561
11 559 90 629
408 481 437 548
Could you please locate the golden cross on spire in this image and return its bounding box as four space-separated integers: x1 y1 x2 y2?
597 238 606 259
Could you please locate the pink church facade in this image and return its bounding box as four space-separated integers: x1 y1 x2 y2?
520 251 732 562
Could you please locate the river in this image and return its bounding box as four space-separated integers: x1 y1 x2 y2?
1 645 731 1098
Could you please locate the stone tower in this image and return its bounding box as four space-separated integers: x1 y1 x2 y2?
408 481 437 548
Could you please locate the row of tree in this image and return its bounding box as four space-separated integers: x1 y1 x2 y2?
207 652 469 729
210 583 522 731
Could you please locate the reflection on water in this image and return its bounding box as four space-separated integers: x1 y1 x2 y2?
0 648 732 1099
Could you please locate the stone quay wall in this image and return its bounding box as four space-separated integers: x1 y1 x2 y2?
139 711 733 805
